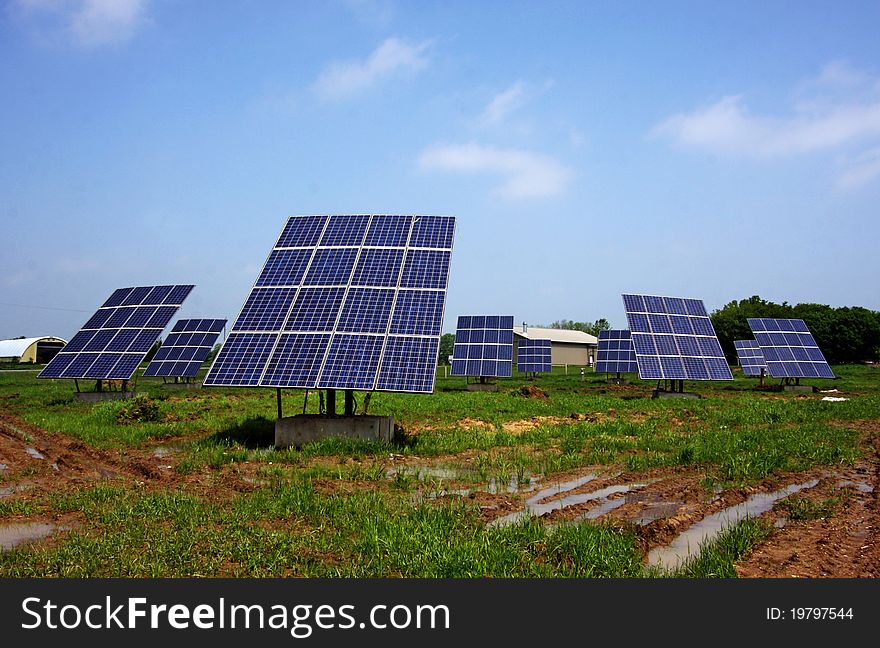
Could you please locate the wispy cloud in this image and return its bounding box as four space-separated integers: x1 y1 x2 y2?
651 62 880 190
652 94 880 157
14 0 148 48
835 147 880 190
418 142 574 199
312 37 432 101
481 81 528 125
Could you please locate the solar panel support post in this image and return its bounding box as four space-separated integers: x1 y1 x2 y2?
326 389 336 416
277 388 283 420
759 368 766 388
96 380 102 393
344 390 354 416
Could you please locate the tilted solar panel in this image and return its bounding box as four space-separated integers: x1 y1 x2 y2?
450 315 514 378
733 339 767 377
203 215 455 393
38 285 194 381
746 318 835 379
595 329 639 374
622 294 732 381
144 318 227 378
517 338 552 373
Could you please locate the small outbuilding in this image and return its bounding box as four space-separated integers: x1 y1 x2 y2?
513 325 598 368
0 337 68 364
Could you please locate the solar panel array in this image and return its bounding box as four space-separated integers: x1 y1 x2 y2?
38 285 194 381
622 294 732 381
144 319 227 378
595 329 639 374
517 338 552 373
450 316 514 378
747 318 835 378
203 215 455 393
733 339 767 377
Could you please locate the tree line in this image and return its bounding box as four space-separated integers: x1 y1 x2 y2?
710 296 880 364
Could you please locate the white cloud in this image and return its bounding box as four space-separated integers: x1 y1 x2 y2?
653 63 880 170
481 81 528 125
652 94 880 157
312 37 432 100
835 147 880 190
15 0 148 48
418 142 574 199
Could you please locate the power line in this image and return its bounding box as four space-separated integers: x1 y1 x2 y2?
0 301 90 314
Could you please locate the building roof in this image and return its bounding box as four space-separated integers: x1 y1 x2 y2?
0 336 68 358
513 326 598 345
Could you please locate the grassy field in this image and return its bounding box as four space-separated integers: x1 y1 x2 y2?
0 363 877 577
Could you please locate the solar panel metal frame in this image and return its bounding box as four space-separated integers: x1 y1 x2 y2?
621 293 733 381
595 329 639 374
203 215 455 394
450 315 514 378
733 339 767 377
746 318 835 379
38 285 194 381
517 337 552 373
144 318 227 378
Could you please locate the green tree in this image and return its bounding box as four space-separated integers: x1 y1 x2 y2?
549 318 610 336
438 333 455 365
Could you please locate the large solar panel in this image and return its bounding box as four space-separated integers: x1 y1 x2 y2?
203 215 455 393
517 338 552 373
746 318 835 379
595 329 639 374
450 316 514 378
144 318 227 378
622 294 733 381
38 285 194 381
733 339 767 377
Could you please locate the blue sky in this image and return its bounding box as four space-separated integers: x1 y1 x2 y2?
2 0 879 341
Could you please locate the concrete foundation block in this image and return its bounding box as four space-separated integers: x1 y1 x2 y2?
275 414 395 448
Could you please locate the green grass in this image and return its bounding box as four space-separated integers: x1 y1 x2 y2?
1 363 877 577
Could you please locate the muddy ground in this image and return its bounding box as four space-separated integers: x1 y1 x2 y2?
1 412 877 577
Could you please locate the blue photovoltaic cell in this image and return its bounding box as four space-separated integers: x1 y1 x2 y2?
388 290 445 336
144 318 226 378
262 333 331 387
255 249 312 287
283 288 345 332
622 294 732 381
276 215 327 248
734 340 767 377
203 215 455 393
38 285 193 382
234 288 297 331
317 334 385 390
595 329 639 374
517 338 552 373
204 333 276 385
352 248 404 286
303 248 359 285
450 315 514 378
336 288 395 333
746 318 835 379
376 336 439 393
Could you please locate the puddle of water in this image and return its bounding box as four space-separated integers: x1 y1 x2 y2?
488 476 650 528
0 522 57 551
631 501 683 526
646 479 820 571
25 448 45 460
389 465 542 497
152 445 186 458
487 474 540 494
836 480 874 494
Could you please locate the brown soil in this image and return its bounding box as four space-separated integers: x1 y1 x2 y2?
2 412 878 577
